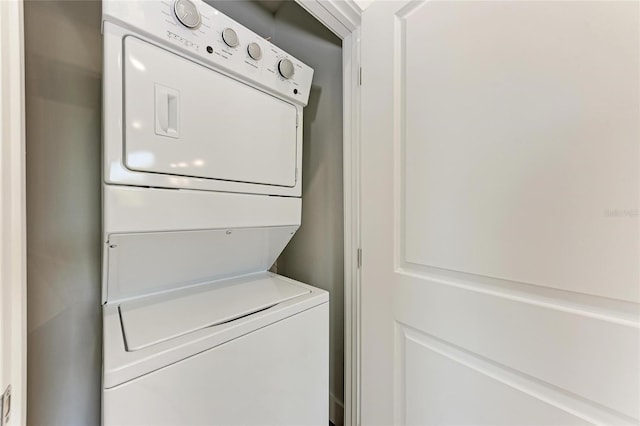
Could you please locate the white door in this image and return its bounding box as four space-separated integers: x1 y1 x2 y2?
360 1 639 424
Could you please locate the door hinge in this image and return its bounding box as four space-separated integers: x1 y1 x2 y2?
358 67 362 86
1 385 11 426
357 248 362 268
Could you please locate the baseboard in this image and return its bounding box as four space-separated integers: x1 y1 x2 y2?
329 392 344 426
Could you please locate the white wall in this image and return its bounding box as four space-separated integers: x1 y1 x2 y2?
354 0 374 11
24 1 102 424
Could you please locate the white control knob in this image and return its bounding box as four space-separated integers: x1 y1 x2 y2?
278 58 295 79
173 0 201 29
222 28 239 47
247 42 262 60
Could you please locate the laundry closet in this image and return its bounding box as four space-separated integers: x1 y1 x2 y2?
20 2 640 425
25 1 344 424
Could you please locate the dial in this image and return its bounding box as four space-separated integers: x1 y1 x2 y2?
173 0 201 29
278 58 295 79
247 42 262 60
222 28 239 48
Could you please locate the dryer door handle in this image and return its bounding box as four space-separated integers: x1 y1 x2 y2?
155 84 180 138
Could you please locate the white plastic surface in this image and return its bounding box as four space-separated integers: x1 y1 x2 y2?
103 22 305 196
124 36 298 187
102 272 329 388
105 226 298 302
103 0 314 106
120 273 310 351
104 300 328 426
103 186 301 235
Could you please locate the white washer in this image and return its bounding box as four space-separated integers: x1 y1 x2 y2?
101 1 327 424
102 272 328 425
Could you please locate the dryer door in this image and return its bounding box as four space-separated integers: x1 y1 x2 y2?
123 37 298 187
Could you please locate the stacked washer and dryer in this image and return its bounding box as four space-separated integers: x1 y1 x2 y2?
101 0 328 424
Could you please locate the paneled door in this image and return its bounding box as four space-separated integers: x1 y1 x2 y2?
359 1 639 424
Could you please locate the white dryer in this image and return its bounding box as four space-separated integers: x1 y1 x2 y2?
100 0 328 424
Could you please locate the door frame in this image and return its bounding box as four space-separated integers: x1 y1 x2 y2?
0 0 27 424
293 2 362 425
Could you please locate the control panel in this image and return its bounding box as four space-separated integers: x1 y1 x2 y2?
102 0 314 106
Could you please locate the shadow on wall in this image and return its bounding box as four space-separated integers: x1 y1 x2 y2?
274 5 340 46
25 0 102 425
270 1 345 421
304 85 322 127
213 0 346 420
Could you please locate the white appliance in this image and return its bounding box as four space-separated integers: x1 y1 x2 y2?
101 0 328 424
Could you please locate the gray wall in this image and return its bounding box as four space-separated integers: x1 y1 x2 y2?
25 1 103 424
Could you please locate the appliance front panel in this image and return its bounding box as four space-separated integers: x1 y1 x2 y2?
105 226 299 302
124 36 298 187
104 303 328 426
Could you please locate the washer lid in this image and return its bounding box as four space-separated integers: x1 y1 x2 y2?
119 274 310 351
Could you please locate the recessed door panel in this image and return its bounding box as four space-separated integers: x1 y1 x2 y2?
123 37 298 187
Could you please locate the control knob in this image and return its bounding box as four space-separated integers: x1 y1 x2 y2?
173 0 201 29
278 58 295 79
247 42 262 60
222 28 239 48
